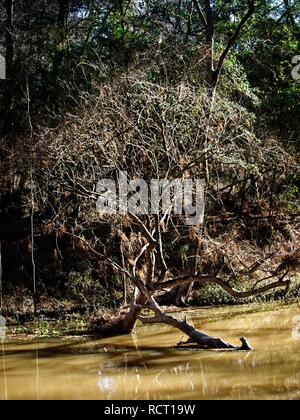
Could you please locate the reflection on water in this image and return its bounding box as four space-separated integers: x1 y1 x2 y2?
0 303 299 400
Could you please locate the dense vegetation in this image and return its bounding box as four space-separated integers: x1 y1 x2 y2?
0 1 299 331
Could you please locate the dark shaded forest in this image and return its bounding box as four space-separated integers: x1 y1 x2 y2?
0 1 299 340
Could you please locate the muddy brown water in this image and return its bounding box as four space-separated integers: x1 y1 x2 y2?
0 302 299 400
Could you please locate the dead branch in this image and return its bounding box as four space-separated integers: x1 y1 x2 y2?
152 274 291 299
138 304 252 351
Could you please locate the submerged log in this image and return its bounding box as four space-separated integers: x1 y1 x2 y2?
177 335 252 351
138 308 253 351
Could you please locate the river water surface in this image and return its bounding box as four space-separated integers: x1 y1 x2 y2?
1 302 299 400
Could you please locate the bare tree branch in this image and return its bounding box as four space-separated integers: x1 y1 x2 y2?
192 0 208 28
152 274 291 299
129 213 157 248
216 0 255 74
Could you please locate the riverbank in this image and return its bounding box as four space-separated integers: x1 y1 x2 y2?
2 297 299 339
1 276 299 329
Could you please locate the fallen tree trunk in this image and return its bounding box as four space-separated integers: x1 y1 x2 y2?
123 276 253 351
139 310 252 351
102 216 294 352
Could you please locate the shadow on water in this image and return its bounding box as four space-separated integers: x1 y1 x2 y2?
1 302 300 400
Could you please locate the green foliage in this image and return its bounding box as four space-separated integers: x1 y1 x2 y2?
66 271 123 310
194 278 300 307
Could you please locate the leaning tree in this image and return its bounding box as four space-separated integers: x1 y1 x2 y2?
102 211 295 351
